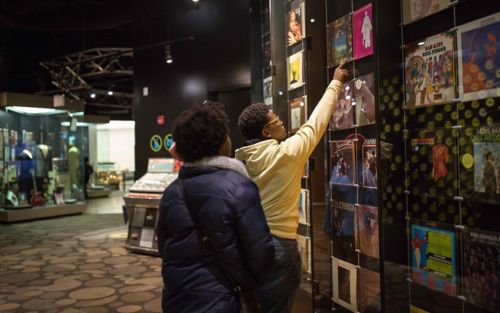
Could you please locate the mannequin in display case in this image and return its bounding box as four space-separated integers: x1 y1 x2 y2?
68 143 81 193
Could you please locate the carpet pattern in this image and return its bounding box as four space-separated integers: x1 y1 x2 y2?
0 214 163 313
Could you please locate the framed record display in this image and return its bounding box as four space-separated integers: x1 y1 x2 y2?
404 30 457 108
288 50 305 90
289 95 307 133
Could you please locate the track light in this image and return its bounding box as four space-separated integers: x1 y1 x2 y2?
107 90 114 96
165 45 173 64
192 0 199 2
90 93 96 99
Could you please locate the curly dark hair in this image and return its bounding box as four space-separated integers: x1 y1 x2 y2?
172 101 229 163
238 103 269 140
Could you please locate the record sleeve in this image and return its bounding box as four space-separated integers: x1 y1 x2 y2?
287 2 306 46
354 73 376 126
331 81 354 130
289 96 307 133
327 14 353 68
353 4 374 60
358 205 379 259
288 50 304 90
402 0 451 25
404 31 457 108
330 139 356 186
332 257 358 312
331 199 357 263
457 12 500 102
362 141 377 189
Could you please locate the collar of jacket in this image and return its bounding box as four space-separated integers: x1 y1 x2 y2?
182 156 249 178
245 138 263 146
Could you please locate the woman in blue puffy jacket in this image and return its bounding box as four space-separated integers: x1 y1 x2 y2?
157 101 275 313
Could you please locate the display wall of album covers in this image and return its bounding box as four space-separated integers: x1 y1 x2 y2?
289 95 307 133
353 3 374 60
409 221 458 296
331 199 357 264
404 30 457 108
299 188 309 225
361 141 377 189
330 139 356 186
359 267 381 313
331 81 354 130
457 12 500 102
287 2 305 46
288 50 304 90
263 76 273 106
463 228 500 312
407 128 457 199
354 73 376 126
297 235 312 274
358 205 379 260
327 14 353 68
402 0 451 25
332 257 358 312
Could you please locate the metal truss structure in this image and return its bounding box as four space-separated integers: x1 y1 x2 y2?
39 47 133 113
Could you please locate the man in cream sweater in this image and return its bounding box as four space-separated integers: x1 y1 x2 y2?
235 63 348 313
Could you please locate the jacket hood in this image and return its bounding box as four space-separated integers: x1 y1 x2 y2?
235 139 277 176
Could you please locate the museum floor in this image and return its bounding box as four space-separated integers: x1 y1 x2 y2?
0 193 314 313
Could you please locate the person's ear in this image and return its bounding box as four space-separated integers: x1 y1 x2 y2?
261 127 272 139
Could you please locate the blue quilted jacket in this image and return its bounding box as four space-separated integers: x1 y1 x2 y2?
157 165 275 313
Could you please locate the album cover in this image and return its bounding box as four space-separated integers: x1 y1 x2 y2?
287 2 305 46
331 81 354 130
473 128 500 196
404 30 457 108
299 188 309 225
143 208 157 228
362 142 377 189
354 73 376 126
327 14 353 68
332 257 358 312
139 228 155 248
331 199 357 263
359 268 381 313
358 205 379 259
457 12 500 102
297 235 312 274
330 139 356 186
463 228 500 312
289 96 307 133
263 76 273 106
288 50 304 90
402 0 451 25
353 4 374 60
127 226 142 246
132 207 146 227
410 222 457 296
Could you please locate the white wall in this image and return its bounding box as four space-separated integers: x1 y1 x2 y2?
96 121 135 172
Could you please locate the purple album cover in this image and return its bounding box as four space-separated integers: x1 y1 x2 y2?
353 4 374 60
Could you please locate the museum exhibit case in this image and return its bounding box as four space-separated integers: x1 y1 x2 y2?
252 0 499 312
0 92 87 222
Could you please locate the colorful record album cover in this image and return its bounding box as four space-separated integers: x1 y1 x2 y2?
402 0 451 25
297 235 312 274
463 228 500 312
354 73 376 126
127 226 142 246
289 96 307 133
359 268 381 313
332 257 358 312
331 81 354 130
288 50 304 90
472 128 500 196
330 139 356 185
404 30 457 108
409 222 457 296
331 199 357 263
362 142 377 189
327 14 353 68
263 76 273 105
287 3 305 46
457 12 500 102
143 208 157 228
299 188 309 225
358 205 379 259
353 4 374 60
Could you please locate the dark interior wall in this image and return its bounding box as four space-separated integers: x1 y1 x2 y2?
132 0 251 178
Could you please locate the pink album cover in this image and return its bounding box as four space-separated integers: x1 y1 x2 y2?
353 3 374 60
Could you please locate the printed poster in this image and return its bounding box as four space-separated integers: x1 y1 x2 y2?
332 257 358 312
331 81 354 130
405 31 457 108
472 127 500 196
289 96 307 133
331 200 357 263
464 229 500 312
330 139 356 186
359 268 381 313
287 3 305 46
353 4 374 60
358 205 379 259
327 14 353 68
288 50 304 90
410 222 457 296
362 142 377 189
457 12 500 102
354 73 376 126
402 0 451 25
263 76 273 106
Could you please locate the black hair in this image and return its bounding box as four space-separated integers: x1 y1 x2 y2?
172 101 229 163
238 103 269 140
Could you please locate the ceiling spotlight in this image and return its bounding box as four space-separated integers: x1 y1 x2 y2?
165 45 173 64
107 90 114 96
192 0 199 2
90 93 96 99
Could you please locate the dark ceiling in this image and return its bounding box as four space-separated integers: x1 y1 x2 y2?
0 0 204 118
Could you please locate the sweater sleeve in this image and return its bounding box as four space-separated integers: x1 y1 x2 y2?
281 79 343 162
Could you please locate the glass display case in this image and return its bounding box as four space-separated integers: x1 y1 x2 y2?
0 92 87 222
95 161 121 189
